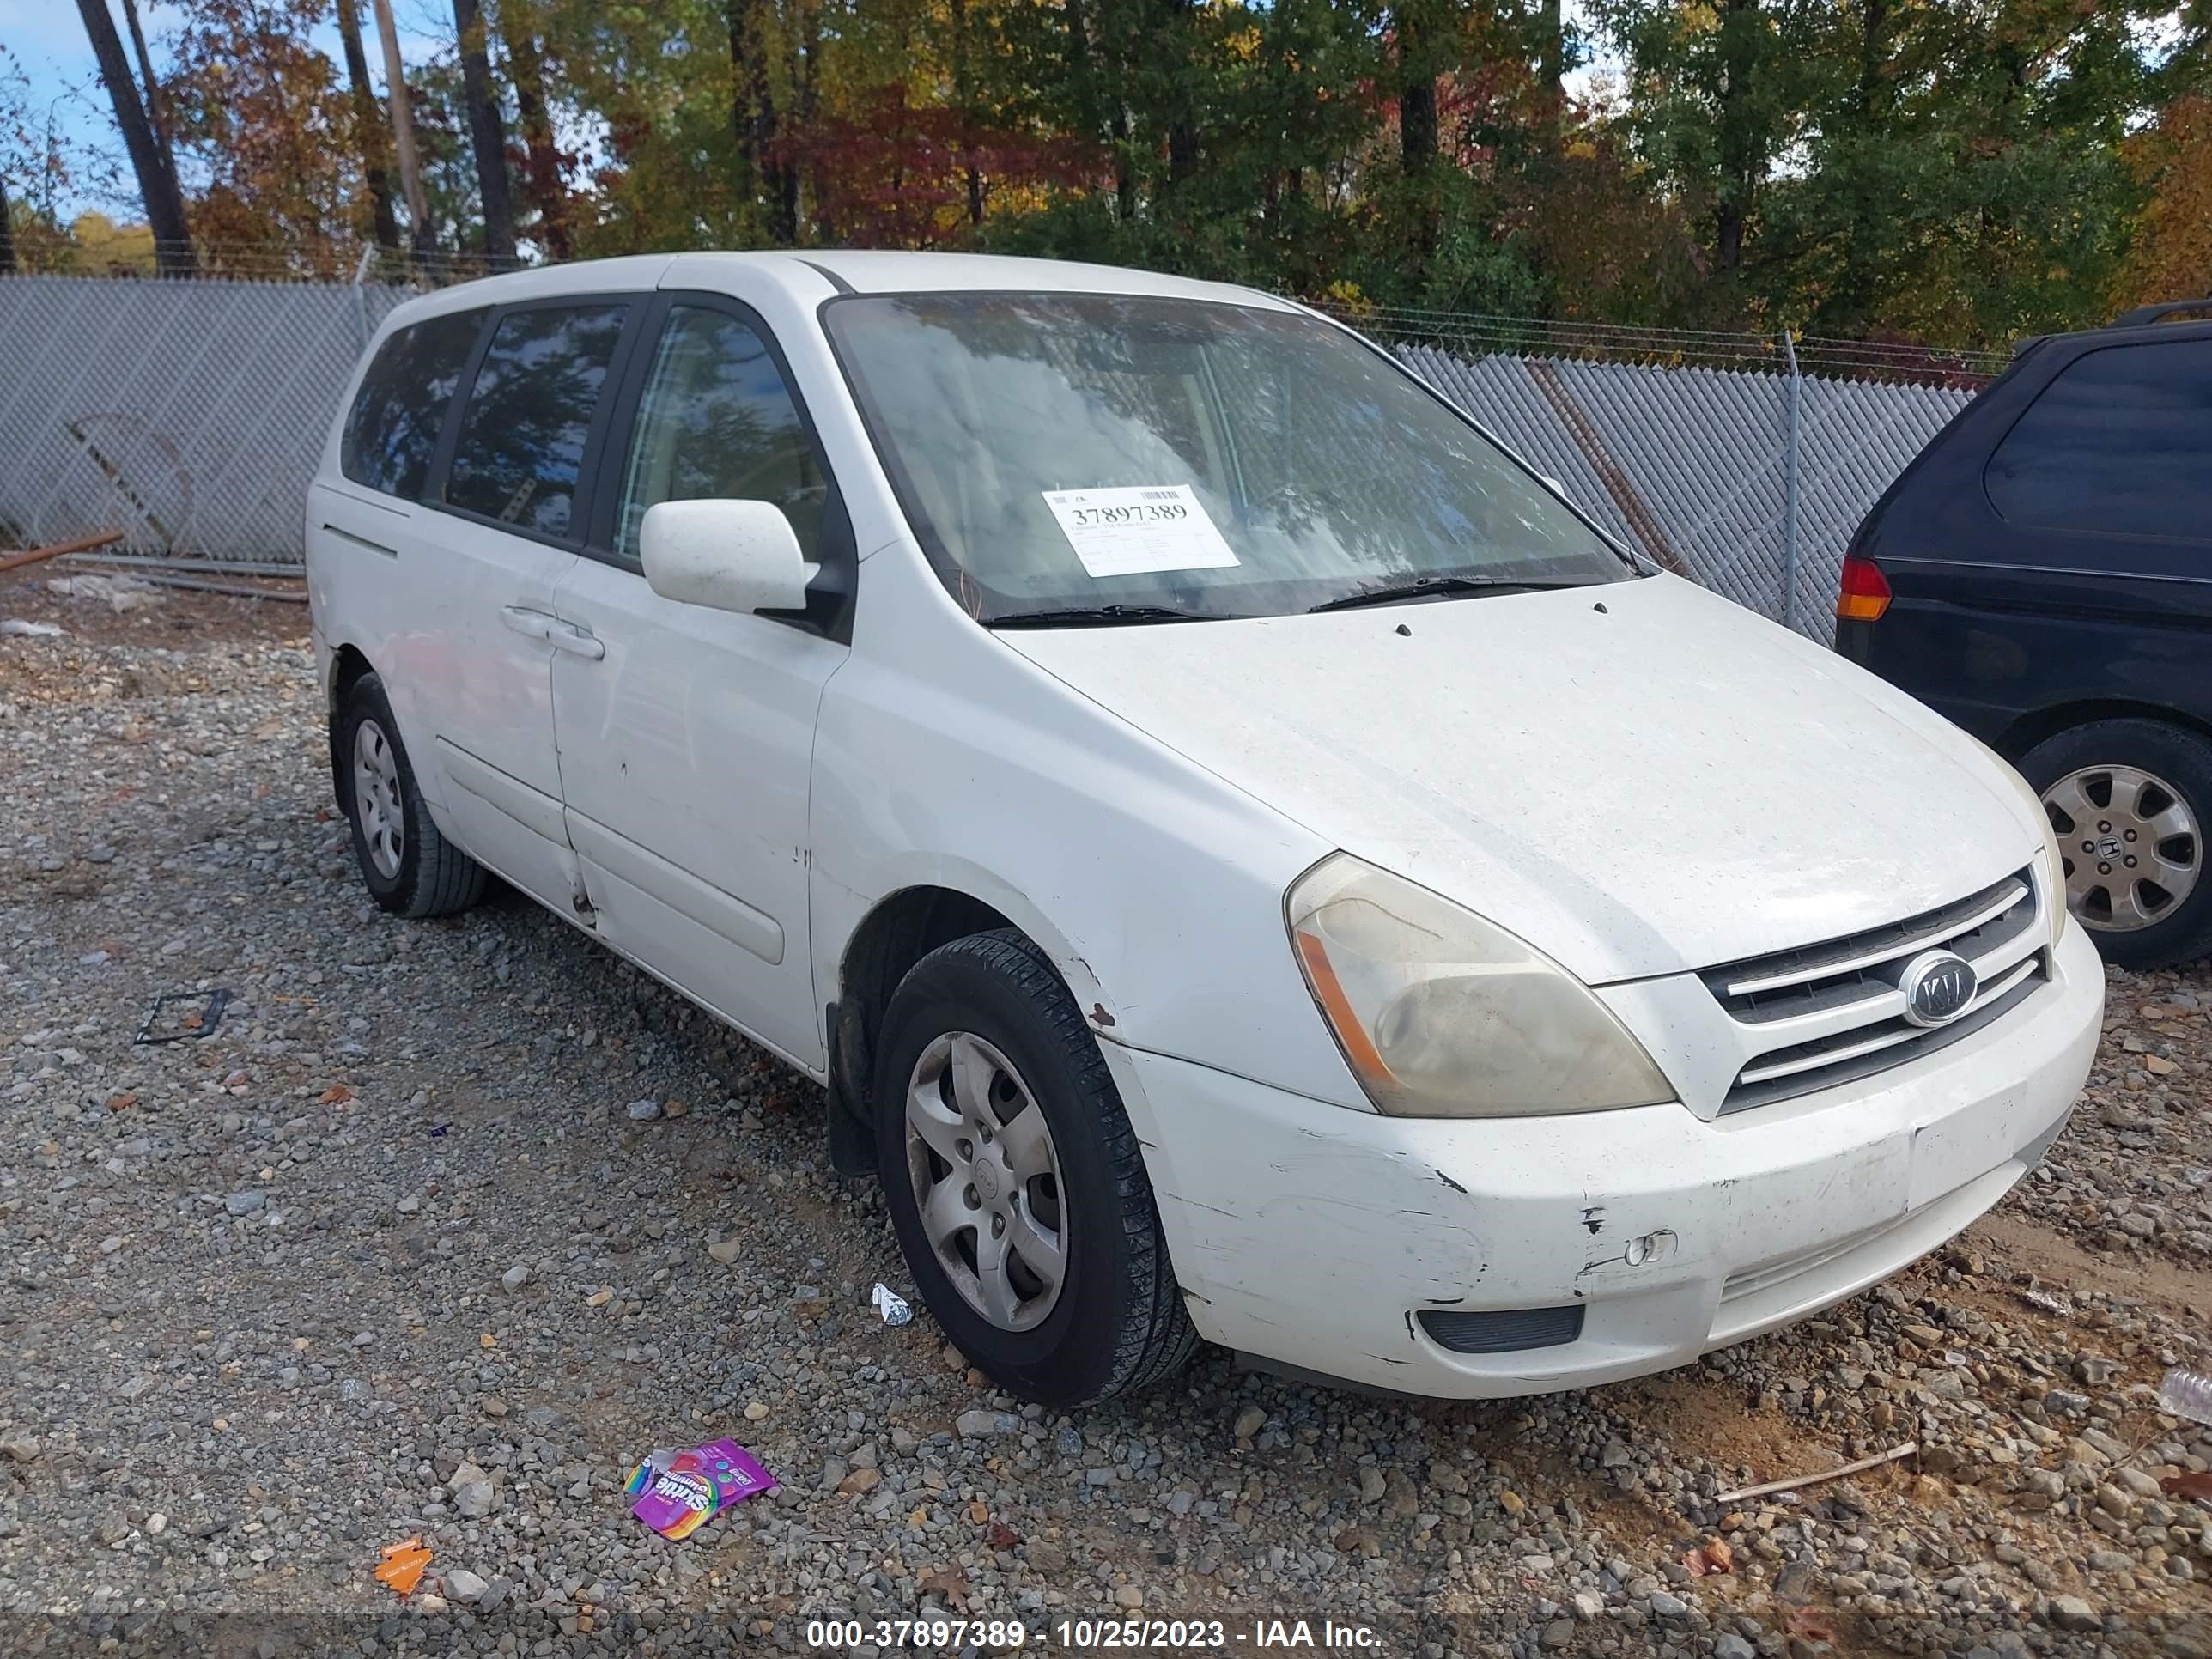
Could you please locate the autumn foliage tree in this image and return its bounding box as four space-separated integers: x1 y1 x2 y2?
40 0 2209 352
161 0 361 270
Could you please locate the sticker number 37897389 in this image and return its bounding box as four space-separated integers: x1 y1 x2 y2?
1042 484 1241 580
1064 498 1188 527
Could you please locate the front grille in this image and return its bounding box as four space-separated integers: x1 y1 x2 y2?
1704 869 2047 1114
1418 1305 1585 1353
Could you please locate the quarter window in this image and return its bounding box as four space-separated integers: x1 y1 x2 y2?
340 308 484 498
446 303 629 539
614 306 828 567
1985 340 2212 540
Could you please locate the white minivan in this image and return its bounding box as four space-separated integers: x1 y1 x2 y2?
307 252 2102 1407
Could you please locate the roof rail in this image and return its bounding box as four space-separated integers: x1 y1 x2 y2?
2112 298 2212 327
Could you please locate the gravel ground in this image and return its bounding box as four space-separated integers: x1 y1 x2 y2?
3 587 2210 1659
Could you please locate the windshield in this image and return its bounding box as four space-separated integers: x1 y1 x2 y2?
822 293 1633 623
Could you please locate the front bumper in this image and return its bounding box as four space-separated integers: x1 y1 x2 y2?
1109 921 2103 1398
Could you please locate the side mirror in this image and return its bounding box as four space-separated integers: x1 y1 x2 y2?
640 499 817 616
1539 474 1565 495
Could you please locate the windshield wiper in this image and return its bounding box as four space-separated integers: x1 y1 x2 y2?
988 605 1212 628
1306 574 1584 614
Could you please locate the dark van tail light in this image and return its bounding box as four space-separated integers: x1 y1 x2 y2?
1836 554 1892 623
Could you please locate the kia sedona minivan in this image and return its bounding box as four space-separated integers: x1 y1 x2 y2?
1838 301 2212 970
308 252 2100 1406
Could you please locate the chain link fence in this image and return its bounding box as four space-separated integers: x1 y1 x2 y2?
0 267 1994 633
0 273 408 572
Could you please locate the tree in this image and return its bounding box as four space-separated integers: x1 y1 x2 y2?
2116 94 2212 309
1756 0 2156 342
75 0 195 273
499 0 572 258
334 0 402 252
118 0 180 198
0 46 83 271
368 0 434 254
451 0 517 260
25 0 2179 350
163 0 358 270
1399 3 1442 178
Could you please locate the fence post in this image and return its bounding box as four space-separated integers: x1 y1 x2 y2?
1780 329 1803 634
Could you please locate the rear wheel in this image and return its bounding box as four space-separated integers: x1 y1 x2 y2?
874 929 1197 1407
2018 718 2212 969
334 672 489 919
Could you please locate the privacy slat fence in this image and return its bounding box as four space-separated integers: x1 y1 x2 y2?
0 274 1978 635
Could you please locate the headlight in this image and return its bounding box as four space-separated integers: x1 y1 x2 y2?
1972 739 2069 943
1285 853 1673 1118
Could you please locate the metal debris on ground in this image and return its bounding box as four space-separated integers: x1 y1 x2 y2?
872 1282 914 1325
623 1439 776 1540
1712 1440 1918 1506
133 988 233 1045
0 530 123 578
2 619 64 637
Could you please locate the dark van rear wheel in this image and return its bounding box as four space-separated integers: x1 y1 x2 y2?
2019 718 2212 969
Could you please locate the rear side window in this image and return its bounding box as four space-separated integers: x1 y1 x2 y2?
340 309 484 498
446 303 629 538
1986 340 2212 540
612 305 828 567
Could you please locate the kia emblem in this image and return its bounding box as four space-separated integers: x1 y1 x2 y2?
1899 950 1978 1028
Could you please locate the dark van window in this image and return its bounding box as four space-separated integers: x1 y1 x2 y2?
340 309 484 498
445 303 629 539
1985 340 2212 541
612 306 828 567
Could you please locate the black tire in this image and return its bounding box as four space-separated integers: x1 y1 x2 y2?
873 929 1198 1407
333 672 489 919
2017 717 2212 969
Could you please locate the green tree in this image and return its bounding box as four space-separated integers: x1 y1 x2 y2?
1763 0 2158 342
1590 0 1820 317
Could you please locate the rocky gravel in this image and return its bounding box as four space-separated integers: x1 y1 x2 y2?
2 597 2210 1658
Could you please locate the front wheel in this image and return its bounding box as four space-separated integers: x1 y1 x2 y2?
2018 717 2212 969
874 930 1197 1407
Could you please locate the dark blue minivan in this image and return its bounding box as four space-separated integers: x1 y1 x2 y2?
1837 301 2212 969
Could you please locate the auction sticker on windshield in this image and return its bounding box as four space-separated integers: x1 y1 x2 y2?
1043 485 1240 579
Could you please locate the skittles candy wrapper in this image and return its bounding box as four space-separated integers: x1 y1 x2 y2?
625 1439 777 1540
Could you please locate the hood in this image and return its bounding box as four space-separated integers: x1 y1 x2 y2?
1000 574 2041 983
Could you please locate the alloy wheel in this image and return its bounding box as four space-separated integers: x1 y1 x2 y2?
2042 763 2201 933
904 1031 1066 1332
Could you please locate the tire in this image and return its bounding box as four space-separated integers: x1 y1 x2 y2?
2017 717 2212 969
333 672 489 920
873 929 1197 1407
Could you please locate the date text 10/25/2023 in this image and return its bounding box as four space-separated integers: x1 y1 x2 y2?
804 1619 1387 1650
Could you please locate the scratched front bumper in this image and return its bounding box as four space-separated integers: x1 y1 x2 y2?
1110 922 2102 1399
